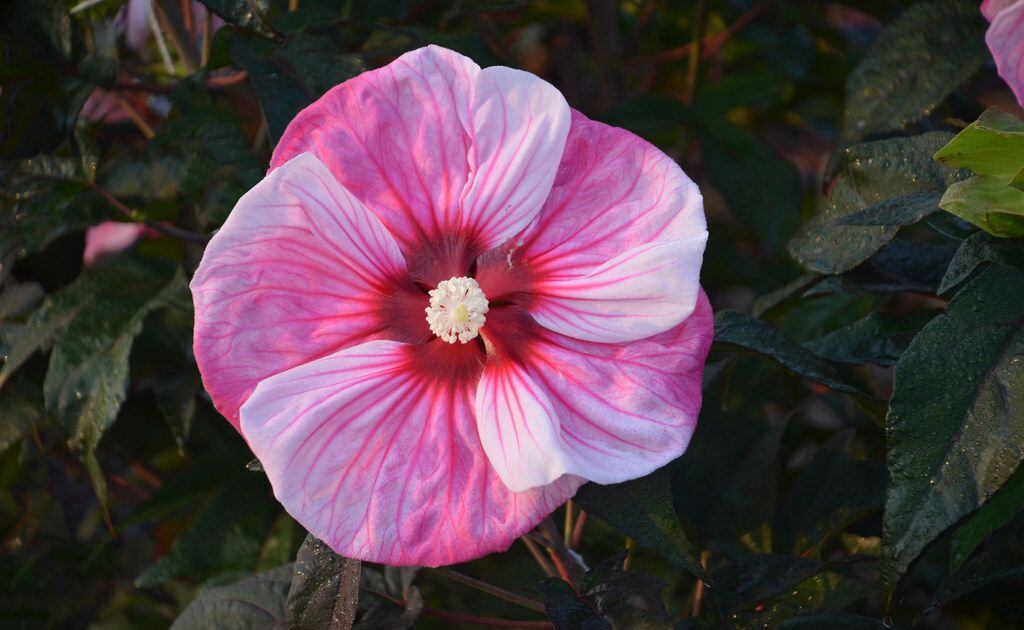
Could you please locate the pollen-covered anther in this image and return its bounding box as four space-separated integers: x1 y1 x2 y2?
425 276 489 343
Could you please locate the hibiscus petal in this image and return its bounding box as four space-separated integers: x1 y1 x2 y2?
986 0 1024 107
459 66 571 249
240 339 582 566
478 292 713 489
191 153 421 429
476 110 708 343
270 45 570 283
83 221 148 266
982 0 1017 22
475 359 570 492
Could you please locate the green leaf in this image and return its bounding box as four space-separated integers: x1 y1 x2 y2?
539 554 671 630
774 431 885 555
232 32 364 143
804 240 956 298
779 613 887 629
926 516 1024 615
135 475 278 587
258 514 301 572
950 463 1024 569
706 554 824 614
170 564 293 630
838 0 987 146
286 534 361 630
752 274 823 318
0 259 161 388
832 191 942 227
0 0 116 157
0 371 47 454
789 133 960 274
938 175 1024 238
723 570 874 629
934 108 1024 184
883 265 1024 586
698 122 802 249
1 155 114 266
573 466 703 578
41 264 187 509
710 418 787 553
803 310 938 366
196 0 276 38
939 232 1024 294
155 373 199 455
354 567 423 630
538 579 608 630
144 102 263 228
713 310 866 395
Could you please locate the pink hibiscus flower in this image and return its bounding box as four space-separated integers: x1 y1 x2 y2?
983 0 1024 106
190 45 712 566
83 221 150 266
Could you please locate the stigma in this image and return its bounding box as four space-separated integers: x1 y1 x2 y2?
425 276 489 344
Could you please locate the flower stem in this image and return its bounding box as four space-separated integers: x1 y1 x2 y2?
145 0 177 75
109 92 156 139
572 509 588 548
623 536 636 571
563 500 574 548
85 181 211 244
683 0 705 104
201 9 213 67
689 550 711 617
521 535 557 578
429 568 547 613
547 548 573 584
421 607 553 629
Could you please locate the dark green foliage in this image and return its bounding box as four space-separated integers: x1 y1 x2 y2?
804 310 938 366
170 564 293 629
774 431 885 555
574 467 702 577
713 310 865 395
136 474 279 586
950 464 1024 569
884 265 1024 585
839 0 987 146
699 122 802 249
231 32 364 143
1 0 1020 628
788 133 960 274
540 554 672 630
939 232 1024 293
286 534 361 629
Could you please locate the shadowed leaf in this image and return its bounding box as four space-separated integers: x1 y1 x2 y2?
950 463 1024 569
231 32 364 143
714 310 866 395
136 476 278 587
839 0 986 146
940 232 1024 294
287 534 361 630
540 553 670 630
883 265 1024 586
774 430 885 554
804 310 938 366
699 122 801 249
789 133 960 274
574 466 703 578
170 564 293 629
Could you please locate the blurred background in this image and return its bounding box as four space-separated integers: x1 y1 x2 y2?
2 0 1022 628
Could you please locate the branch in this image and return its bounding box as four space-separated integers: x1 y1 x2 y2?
85 182 211 244
626 0 777 67
429 568 547 613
